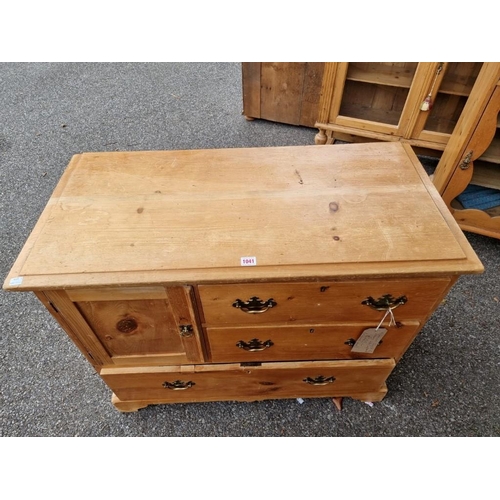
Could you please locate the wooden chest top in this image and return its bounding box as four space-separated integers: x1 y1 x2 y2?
4 142 483 290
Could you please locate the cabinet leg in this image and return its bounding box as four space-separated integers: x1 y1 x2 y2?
111 393 149 412
332 397 343 411
244 116 255 121
315 128 328 145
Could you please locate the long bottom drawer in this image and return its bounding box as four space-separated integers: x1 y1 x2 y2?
100 359 395 406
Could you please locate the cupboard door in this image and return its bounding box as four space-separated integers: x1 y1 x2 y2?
66 286 205 366
333 62 424 136
413 63 484 147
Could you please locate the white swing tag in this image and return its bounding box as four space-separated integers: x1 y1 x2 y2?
351 328 388 353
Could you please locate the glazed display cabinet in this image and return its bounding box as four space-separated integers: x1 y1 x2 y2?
314 62 485 153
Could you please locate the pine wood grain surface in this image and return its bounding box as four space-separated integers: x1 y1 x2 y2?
101 359 395 403
4 142 483 291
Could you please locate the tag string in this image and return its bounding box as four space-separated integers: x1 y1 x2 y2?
428 63 443 98
420 63 444 111
376 308 396 330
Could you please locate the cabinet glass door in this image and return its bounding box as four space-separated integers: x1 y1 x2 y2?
416 63 483 146
339 62 418 127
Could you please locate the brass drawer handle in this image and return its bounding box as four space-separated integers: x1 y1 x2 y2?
362 294 407 311
303 375 336 386
232 296 277 314
236 338 274 351
162 380 195 390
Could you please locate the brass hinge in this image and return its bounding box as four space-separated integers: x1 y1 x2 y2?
459 151 473 170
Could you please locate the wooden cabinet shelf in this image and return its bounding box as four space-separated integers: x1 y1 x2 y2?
338 99 402 127
480 136 500 163
470 161 500 189
438 62 482 96
439 80 476 96
421 109 465 136
346 63 417 89
485 206 500 217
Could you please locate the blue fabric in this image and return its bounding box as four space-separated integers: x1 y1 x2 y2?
456 184 500 210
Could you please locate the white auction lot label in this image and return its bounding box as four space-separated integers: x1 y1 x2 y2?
240 256 257 266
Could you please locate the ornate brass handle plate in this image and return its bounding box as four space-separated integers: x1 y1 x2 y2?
303 375 336 386
232 296 277 314
361 294 408 311
236 338 274 351
162 380 195 390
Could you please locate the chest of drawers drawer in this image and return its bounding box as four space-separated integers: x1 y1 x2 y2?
198 279 452 326
205 321 421 363
101 359 396 406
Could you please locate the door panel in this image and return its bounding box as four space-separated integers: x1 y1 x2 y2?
70 286 205 365
76 298 185 357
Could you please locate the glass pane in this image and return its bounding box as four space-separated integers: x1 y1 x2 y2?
340 63 418 126
424 63 483 134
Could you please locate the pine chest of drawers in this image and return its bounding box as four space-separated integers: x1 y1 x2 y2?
3 142 483 412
